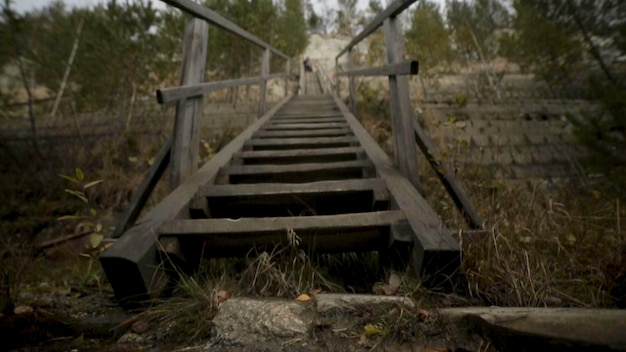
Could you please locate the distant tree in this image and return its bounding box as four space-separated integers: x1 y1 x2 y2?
446 0 510 99
336 0 359 36
406 1 451 73
503 0 626 176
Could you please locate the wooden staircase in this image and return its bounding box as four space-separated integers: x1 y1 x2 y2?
100 0 478 305
101 92 460 303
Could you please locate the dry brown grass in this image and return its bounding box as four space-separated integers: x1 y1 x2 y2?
355 92 626 309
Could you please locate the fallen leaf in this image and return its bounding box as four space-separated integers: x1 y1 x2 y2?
364 323 389 337
131 320 150 334
14 305 33 315
419 309 435 322
295 294 311 302
89 233 103 248
215 290 230 305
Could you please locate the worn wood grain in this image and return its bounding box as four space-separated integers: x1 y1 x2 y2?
160 211 406 254
383 17 420 190
263 122 349 130
235 146 364 164
269 117 346 124
170 19 208 189
246 136 358 148
254 128 352 138
336 61 418 77
258 48 270 117
222 159 374 184
193 179 390 218
157 73 287 104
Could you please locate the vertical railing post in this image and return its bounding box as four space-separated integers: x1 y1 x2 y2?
170 18 208 190
258 48 270 117
285 58 290 97
383 16 420 189
335 57 340 96
347 48 357 113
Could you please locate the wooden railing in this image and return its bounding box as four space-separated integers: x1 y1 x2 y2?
113 0 292 238
334 0 483 229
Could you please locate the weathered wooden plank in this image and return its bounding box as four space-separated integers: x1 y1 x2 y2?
258 48 270 117
336 61 418 77
348 48 356 113
336 0 418 60
254 128 352 138
198 178 387 198
160 210 406 254
157 73 287 104
113 137 173 238
269 117 346 124
383 17 420 190
222 159 374 184
263 122 349 130
99 96 293 304
441 307 626 352
246 136 358 147
170 19 208 189
412 119 483 229
235 147 364 164
160 0 288 59
193 179 390 218
273 113 341 119
332 94 460 281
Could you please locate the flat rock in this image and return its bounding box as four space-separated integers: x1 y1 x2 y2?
212 297 313 345
441 307 626 351
315 293 414 313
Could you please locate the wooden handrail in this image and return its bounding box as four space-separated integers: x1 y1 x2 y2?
335 0 418 61
157 73 288 104
336 61 418 77
161 0 289 60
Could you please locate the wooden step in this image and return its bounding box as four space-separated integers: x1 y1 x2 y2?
272 113 343 120
254 128 352 139
160 210 406 255
245 136 359 150
190 179 390 218
219 160 375 184
264 122 349 131
269 117 346 124
235 147 364 165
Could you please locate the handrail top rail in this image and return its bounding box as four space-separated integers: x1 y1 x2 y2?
335 0 418 61
161 0 290 60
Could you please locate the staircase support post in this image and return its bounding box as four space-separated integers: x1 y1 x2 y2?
285 59 290 97
258 48 270 117
170 18 208 189
348 48 357 114
383 16 420 190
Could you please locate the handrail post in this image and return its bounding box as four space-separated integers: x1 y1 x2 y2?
170 18 208 190
348 48 357 113
285 59 290 97
383 16 420 189
335 57 340 96
258 48 270 117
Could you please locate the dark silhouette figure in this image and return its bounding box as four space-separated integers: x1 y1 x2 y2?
303 57 312 72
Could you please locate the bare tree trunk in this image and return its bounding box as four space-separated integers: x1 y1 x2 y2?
51 18 84 121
